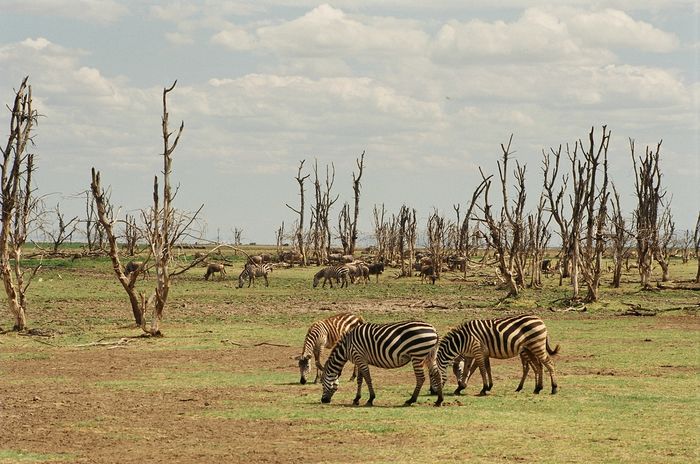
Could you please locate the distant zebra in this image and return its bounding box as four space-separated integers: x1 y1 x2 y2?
432 326 540 396
442 314 560 395
312 266 349 288
296 313 364 384
238 263 272 288
321 321 444 406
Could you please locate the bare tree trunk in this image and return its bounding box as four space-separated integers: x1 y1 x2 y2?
91 81 197 336
0 77 39 331
398 206 416 277
654 203 674 282
631 139 664 288
694 212 700 283
609 184 633 288
286 160 310 266
427 210 446 279
349 151 365 256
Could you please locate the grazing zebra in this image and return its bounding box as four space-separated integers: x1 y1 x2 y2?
312 266 349 288
204 263 227 281
237 263 272 288
296 313 365 384
321 321 444 407
442 314 560 394
432 327 539 396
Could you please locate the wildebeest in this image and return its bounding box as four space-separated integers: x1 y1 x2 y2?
541 259 552 277
204 263 227 281
419 265 437 284
367 262 384 282
124 260 148 278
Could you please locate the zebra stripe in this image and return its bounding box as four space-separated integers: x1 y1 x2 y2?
321 321 443 406
297 313 364 384
432 327 539 396
237 263 272 288
312 265 350 288
445 314 559 395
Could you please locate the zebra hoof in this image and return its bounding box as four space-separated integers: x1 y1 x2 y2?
434 399 443 407
352 398 360 406
453 387 463 396
515 386 523 392
364 401 374 407
533 388 542 395
551 386 558 395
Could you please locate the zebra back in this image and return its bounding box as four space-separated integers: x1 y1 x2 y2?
301 313 364 358
465 314 549 359
343 321 438 369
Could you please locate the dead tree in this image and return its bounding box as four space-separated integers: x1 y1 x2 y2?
426 210 447 279
0 77 41 331
311 161 338 265
43 203 78 254
576 126 611 303
397 205 417 277
542 145 573 283
474 136 527 297
122 214 140 256
609 184 634 288
233 227 243 246
286 160 310 266
678 229 693 264
455 178 489 277
694 212 700 283
91 81 201 335
84 189 107 253
527 193 552 289
654 202 674 282
372 204 389 263
338 202 352 255
349 151 365 256
275 221 285 254
631 139 665 288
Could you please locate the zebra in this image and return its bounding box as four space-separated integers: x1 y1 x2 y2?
237 263 272 288
296 312 364 384
312 266 349 288
432 326 540 396
321 321 444 407
438 314 560 395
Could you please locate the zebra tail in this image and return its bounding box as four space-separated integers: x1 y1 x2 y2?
546 336 561 356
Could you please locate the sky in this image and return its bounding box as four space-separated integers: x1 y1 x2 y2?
0 0 698 245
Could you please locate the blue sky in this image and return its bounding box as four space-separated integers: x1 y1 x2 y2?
0 1 698 244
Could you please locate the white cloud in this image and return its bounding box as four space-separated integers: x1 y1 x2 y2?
2 0 128 24
565 8 679 52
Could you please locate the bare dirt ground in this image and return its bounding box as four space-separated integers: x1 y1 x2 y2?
2 298 698 463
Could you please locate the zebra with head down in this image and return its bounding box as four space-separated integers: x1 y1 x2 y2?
238 263 272 288
312 265 349 288
321 321 443 407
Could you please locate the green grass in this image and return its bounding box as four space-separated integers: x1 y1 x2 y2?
1 249 699 463
0 450 76 463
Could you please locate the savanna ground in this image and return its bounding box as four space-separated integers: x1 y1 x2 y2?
1 248 698 463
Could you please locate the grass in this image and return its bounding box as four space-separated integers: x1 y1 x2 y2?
0 249 698 463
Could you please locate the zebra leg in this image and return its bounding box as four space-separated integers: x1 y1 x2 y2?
348 363 358 382
429 362 444 407
530 351 544 394
353 369 364 406
456 357 478 395
358 364 375 406
263 274 269 287
406 357 426 405
484 357 493 392
473 354 490 396
516 351 530 392
542 356 558 394
313 347 323 384
248 275 253 288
